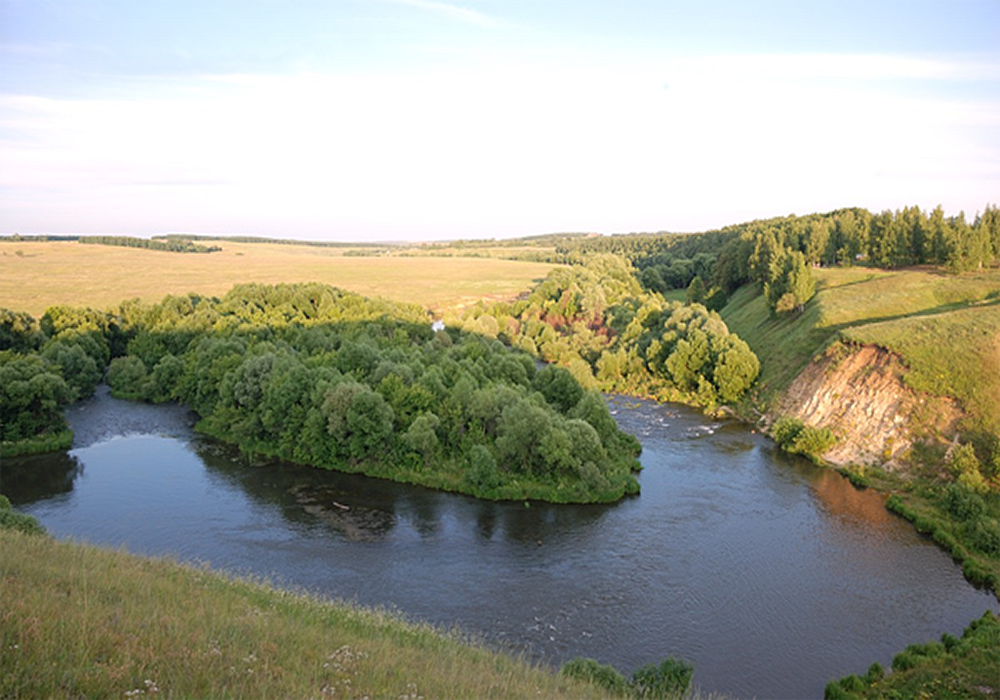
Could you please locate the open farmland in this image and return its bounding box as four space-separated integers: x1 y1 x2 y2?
0 240 558 317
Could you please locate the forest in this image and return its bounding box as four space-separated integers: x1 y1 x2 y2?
557 204 1000 316
0 284 647 503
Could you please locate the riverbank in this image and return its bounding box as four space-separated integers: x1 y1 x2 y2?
0 528 616 700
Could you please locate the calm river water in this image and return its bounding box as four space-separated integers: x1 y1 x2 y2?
2 386 996 699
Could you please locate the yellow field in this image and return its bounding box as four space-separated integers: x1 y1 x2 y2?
0 240 558 317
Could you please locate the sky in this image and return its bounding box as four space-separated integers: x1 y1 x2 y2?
1 0 998 241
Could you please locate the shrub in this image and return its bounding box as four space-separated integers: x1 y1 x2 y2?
772 416 836 460
824 679 861 700
944 482 987 521
107 355 148 400
0 495 46 535
559 658 630 696
865 661 884 683
631 657 694 699
464 445 501 492
892 650 917 671
966 516 1000 556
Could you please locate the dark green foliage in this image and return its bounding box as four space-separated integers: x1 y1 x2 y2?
865 662 884 683
41 338 102 399
772 416 836 461
463 254 760 410
631 657 694 699
465 259 760 409
533 365 584 413
0 352 73 443
78 235 220 253
107 356 148 400
559 656 695 700
967 516 1000 557
944 482 987 521
823 679 861 700
88 283 640 504
0 495 46 535
559 658 630 697
464 444 501 491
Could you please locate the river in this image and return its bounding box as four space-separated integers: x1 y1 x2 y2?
2 386 995 699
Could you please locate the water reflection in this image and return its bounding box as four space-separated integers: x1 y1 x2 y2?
1 451 82 505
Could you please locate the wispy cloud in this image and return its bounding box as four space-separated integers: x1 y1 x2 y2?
388 0 503 28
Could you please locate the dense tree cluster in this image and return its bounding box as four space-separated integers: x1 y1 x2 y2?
1 306 112 451
1 284 642 503
456 256 760 408
557 204 998 316
79 236 221 253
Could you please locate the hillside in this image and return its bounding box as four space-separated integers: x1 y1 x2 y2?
720 266 1000 458
0 529 615 700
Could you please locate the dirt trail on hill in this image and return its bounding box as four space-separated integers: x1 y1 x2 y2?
775 344 963 468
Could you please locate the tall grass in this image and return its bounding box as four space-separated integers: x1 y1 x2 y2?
0 529 616 700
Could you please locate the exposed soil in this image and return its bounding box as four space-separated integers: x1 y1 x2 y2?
775 344 963 468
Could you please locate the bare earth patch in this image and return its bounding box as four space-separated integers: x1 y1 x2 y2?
776 344 963 468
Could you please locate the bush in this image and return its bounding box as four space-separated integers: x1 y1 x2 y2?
824 679 862 700
772 416 836 460
944 482 987 521
631 657 694 699
107 355 148 400
0 495 46 535
966 516 1000 556
891 650 917 672
559 658 630 696
865 661 884 683
464 445 501 492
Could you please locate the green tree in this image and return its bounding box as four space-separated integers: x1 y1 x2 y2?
403 412 441 465
0 352 73 441
107 356 148 400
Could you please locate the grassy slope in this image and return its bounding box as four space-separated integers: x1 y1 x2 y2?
720 266 1000 431
0 240 557 318
0 529 614 700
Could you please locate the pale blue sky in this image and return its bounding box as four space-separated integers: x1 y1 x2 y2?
2 0 998 240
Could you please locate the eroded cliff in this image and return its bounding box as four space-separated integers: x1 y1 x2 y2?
774 343 963 468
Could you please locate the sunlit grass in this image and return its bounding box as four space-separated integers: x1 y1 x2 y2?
0 240 558 317
0 529 617 700
720 266 1000 432
843 302 1000 436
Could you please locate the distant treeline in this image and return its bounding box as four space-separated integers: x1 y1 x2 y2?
0 284 642 502
1 234 220 253
562 204 999 274
555 204 999 316
80 236 221 253
1 234 81 242
155 234 395 249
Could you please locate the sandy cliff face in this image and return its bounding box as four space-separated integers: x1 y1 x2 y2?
775 344 963 468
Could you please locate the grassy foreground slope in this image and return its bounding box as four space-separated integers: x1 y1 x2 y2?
0 240 557 318
0 529 613 700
